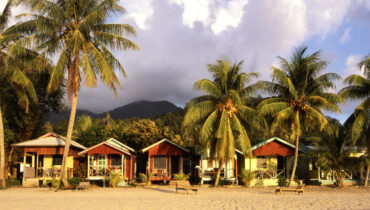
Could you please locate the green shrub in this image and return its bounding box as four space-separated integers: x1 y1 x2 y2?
67 177 81 187
278 176 287 187
6 178 21 187
239 170 255 187
51 179 61 189
139 171 155 186
109 172 124 188
173 173 190 181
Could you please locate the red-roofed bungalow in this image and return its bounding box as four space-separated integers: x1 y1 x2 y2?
238 137 308 186
141 139 189 182
78 138 136 181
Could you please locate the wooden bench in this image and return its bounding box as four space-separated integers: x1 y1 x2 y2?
275 184 305 195
75 182 90 192
175 181 198 194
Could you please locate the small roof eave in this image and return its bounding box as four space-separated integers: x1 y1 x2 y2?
78 141 134 157
141 139 189 153
249 137 306 153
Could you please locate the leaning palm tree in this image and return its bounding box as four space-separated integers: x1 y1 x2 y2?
12 0 139 186
184 58 263 186
0 0 40 188
258 47 342 187
339 55 370 186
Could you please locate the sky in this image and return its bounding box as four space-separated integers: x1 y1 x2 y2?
1 0 369 122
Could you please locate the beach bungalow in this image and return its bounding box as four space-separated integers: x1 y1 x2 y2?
308 146 367 186
12 132 86 187
78 138 136 181
238 137 307 186
141 139 189 182
196 150 240 184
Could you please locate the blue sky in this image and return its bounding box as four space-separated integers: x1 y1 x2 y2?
1 0 369 123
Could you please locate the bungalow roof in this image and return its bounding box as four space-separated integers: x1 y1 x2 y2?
141 139 189 153
78 138 135 156
12 132 86 150
249 137 309 153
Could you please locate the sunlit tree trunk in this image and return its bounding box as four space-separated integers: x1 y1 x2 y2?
214 159 223 187
288 134 299 188
0 106 6 188
365 164 370 187
60 92 78 188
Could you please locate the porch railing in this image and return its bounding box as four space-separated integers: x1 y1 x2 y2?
89 166 122 177
37 167 73 178
255 169 284 179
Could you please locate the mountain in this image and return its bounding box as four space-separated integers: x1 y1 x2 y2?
48 109 98 122
48 100 182 122
99 100 182 119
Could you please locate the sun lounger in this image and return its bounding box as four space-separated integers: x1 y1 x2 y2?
275 184 305 195
175 181 198 194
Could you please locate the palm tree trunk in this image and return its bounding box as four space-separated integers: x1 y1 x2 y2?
214 159 223 187
365 164 370 187
288 134 299 188
0 106 6 188
60 91 78 188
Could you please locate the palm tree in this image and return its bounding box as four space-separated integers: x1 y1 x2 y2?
0 0 40 188
339 55 370 186
12 0 139 186
184 58 263 186
258 47 342 187
309 123 360 187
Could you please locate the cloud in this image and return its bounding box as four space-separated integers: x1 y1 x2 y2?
2 0 369 115
340 27 352 44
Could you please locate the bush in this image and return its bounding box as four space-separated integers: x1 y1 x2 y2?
173 173 190 181
278 176 287 187
6 178 21 187
109 172 124 188
67 177 82 187
239 170 254 187
139 171 155 186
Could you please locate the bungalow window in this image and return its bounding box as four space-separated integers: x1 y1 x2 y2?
207 158 213 168
257 157 267 168
153 156 166 169
52 155 63 166
110 155 122 166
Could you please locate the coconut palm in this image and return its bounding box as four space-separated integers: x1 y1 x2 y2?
184 58 263 186
0 0 41 188
12 0 139 186
258 46 342 187
309 123 361 187
339 55 370 186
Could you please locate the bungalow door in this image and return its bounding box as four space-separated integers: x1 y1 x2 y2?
97 155 106 176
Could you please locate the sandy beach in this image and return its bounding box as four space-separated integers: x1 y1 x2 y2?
0 186 369 210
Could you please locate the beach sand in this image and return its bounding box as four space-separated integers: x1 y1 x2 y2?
0 185 369 210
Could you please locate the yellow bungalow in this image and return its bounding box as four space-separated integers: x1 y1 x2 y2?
238 137 306 186
12 132 86 187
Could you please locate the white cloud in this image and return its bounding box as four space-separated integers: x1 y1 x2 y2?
340 27 352 43
119 0 154 30
211 0 249 34
343 54 363 77
170 0 211 28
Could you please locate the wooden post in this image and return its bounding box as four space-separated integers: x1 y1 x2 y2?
121 155 124 178
130 157 133 180
180 156 183 174
87 155 90 179
36 154 39 178
23 152 26 183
